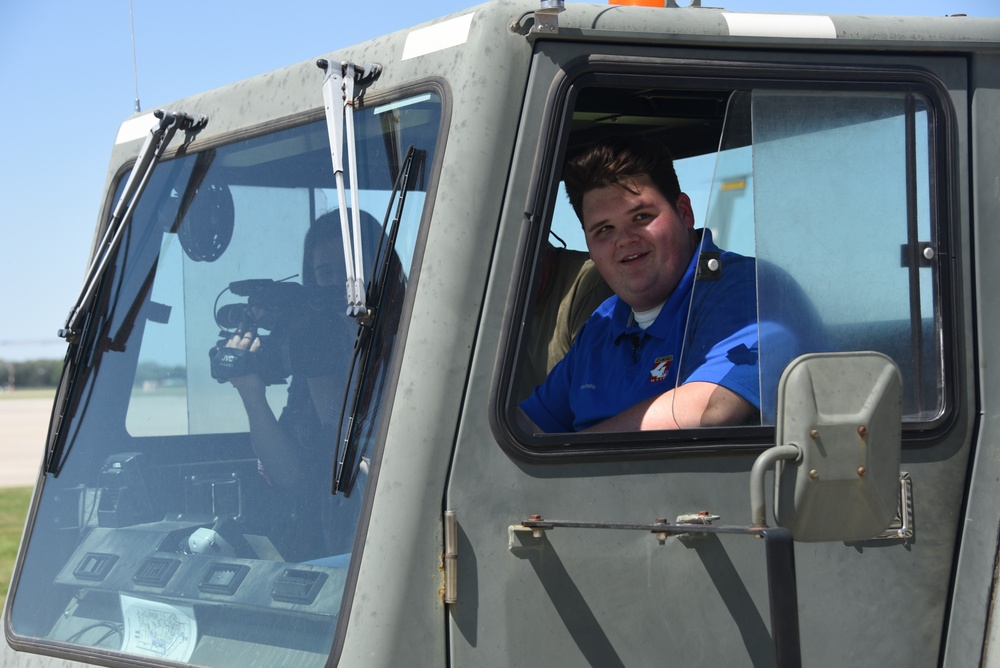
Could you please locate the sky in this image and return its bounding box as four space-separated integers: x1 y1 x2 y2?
0 0 996 362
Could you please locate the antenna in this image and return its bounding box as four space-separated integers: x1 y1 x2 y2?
129 0 141 112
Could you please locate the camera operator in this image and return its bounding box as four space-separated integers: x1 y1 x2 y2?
222 209 377 560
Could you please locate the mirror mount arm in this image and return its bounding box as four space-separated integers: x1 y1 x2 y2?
750 444 800 527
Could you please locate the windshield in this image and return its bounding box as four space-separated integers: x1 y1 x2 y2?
7 92 442 667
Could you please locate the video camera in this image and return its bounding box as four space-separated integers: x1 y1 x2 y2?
209 278 343 385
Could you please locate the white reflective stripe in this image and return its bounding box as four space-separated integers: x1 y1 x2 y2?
402 13 475 61
722 13 837 39
115 112 158 144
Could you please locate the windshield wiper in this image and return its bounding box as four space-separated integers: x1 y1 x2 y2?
318 59 381 318
45 110 205 477
60 110 206 343
333 146 421 496
105 148 217 351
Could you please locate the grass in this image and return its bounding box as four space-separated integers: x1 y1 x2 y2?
1 391 50 602
1 487 32 601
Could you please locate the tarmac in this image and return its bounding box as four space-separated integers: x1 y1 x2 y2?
0 396 50 488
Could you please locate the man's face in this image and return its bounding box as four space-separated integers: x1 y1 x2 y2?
582 174 696 312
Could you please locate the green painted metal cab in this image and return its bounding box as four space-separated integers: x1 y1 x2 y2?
4 2 1000 666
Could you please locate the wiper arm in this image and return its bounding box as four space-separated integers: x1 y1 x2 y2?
333 146 421 496
60 110 206 343
318 59 381 318
46 110 205 477
105 148 217 350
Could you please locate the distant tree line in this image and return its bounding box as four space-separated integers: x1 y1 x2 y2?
134 361 187 386
0 359 63 389
0 359 186 390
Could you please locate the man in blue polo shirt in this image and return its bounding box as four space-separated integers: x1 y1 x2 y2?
519 136 760 433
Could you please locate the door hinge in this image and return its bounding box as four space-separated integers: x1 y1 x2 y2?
444 510 457 604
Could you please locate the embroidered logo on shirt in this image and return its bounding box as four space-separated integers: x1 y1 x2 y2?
649 356 673 383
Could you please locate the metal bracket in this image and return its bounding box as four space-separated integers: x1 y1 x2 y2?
533 0 565 34
888 471 914 541
509 524 540 545
674 512 722 543
696 251 722 281
847 472 914 545
900 241 935 268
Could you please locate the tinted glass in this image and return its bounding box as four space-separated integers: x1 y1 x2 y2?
9 92 441 667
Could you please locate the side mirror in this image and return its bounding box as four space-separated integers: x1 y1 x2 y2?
750 352 902 542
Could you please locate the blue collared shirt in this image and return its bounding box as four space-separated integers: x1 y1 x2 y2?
520 230 760 432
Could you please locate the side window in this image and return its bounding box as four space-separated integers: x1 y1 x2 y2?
511 73 946 443
750 90 941 424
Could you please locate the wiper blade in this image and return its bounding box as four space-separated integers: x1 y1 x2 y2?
46 110 205 477
45 274 110 476
333 145 421 496
60 110 206 343
318 59 381 318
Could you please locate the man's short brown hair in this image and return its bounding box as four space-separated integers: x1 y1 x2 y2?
563 136 682 222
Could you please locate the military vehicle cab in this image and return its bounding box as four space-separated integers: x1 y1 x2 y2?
4 1 999 666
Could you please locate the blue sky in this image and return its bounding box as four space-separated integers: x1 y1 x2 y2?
0 0 995 362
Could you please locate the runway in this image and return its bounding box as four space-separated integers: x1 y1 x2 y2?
0 396 50 489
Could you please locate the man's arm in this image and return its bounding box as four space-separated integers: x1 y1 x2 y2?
582 381 754 432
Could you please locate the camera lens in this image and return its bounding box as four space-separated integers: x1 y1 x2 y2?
216 303 252 329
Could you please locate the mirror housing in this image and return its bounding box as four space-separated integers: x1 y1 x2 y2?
751 352 902 542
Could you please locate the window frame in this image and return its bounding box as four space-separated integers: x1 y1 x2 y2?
492 52 959 464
